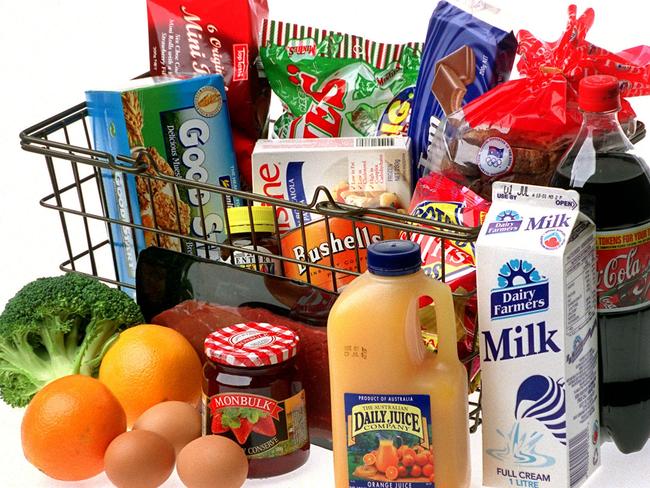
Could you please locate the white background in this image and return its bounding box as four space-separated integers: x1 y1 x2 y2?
1 0 650 486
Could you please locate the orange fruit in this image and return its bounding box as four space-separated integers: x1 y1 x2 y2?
363 453 377 466
402 454 415 467
423 463 434 478
411 465 422 477
21 375 126 481
397 465 407 478
416 452 429 466
385 465 399 481
404 448 417 459
99 324 202 425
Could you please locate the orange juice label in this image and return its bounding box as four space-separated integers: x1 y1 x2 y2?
344 393 435 486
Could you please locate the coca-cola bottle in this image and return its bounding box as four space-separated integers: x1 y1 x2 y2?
551 75 650 453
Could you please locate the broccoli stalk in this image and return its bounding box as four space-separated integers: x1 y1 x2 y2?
0 273 143 407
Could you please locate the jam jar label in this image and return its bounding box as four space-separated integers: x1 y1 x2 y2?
344 393 435 487
205 391 308 459
596 222 650 312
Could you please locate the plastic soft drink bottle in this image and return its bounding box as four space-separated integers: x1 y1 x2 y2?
551 75 650 453
328 240 470 487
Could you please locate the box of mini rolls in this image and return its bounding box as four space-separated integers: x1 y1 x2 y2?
86 75 241 292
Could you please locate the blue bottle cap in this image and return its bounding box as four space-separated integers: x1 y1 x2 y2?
367 240 422 276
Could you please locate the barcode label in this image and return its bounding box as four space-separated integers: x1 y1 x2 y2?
569 429 589 487
354 137 395 148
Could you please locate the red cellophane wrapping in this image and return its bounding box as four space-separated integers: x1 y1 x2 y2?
147 0 271 188
427 5 650 200
402 174 490 389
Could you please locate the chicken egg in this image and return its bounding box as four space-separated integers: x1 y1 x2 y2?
133 400 202 454
176 435 248 488
104 430 175 488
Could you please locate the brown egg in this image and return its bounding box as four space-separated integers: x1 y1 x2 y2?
104 430 175 488
133 401 202 454
177 435 248 488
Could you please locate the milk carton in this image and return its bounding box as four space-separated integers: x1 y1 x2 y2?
476 182 600 488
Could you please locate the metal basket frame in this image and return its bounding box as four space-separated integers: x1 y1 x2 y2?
20 102 482 432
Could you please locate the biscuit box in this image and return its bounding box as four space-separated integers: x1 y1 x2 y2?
86 75 240 293
252 137 412 233
476 183 600 488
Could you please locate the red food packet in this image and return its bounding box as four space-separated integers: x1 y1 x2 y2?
423 5 650 200
147 0 271 188
400 174 490 387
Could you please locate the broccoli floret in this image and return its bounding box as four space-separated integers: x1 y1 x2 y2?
0 273 143 407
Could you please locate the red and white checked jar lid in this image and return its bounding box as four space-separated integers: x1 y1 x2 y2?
204 322 299 367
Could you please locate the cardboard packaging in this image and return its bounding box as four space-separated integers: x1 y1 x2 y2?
476 182 600 488
252 137 411 233
87 75 240 291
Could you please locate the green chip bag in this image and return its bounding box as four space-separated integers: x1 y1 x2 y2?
260 20 422 138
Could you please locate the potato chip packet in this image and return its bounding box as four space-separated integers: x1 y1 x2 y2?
401 173 490 387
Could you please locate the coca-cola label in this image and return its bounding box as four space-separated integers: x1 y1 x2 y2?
596 221 650 312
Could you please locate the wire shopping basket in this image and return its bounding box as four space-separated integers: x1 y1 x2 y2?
20 102 482 432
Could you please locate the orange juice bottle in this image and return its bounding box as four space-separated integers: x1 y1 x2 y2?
328 240 470 488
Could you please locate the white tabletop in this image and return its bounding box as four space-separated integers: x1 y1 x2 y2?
2 0 650 486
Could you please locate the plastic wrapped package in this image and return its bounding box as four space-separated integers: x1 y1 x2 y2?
259 19 422 139
408 0 517 174
401 174 490 389
420 5 650 200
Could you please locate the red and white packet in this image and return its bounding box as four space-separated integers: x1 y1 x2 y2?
401 174 490 385
147 0 271 189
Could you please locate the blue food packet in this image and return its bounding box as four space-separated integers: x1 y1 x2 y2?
86 75 241 295
408 1 517 181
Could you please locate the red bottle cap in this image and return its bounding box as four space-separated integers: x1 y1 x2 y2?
204 322 299 367
579 75 621 112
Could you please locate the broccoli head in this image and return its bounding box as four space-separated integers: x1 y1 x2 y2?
0 273 143 407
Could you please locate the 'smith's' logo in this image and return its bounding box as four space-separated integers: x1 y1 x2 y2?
286 38 317 59
491 260 549 319
486 209 523 235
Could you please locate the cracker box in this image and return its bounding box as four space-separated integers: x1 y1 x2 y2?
476 183 600 488
86 75 240 292
252 137 412 233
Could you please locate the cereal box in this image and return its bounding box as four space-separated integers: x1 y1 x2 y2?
476 183 600 488
86 75 240 292
252 137 412 233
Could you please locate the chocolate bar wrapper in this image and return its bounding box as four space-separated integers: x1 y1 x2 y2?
86 75 241 294
408 0 516 176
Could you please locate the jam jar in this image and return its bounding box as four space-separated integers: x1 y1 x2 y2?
203 322 310 478
220 206 280 275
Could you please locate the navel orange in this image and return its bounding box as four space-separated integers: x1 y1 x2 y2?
21 375 126 481
99 324 202 425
